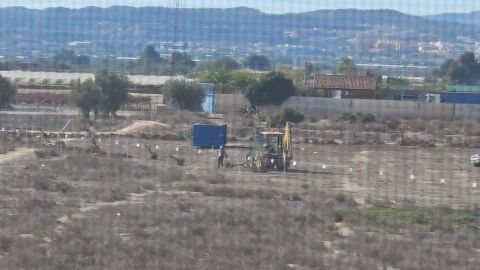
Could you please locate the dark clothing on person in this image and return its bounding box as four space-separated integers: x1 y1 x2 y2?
217 147 227 168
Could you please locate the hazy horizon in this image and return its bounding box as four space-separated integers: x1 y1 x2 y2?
1 0 480 15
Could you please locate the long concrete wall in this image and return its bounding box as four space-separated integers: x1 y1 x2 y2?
215 94 250 113
215 94 480 120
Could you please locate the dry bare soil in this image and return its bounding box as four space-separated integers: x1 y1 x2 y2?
0 117 480 269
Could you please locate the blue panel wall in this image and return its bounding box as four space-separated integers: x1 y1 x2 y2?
200 83 215 113
441 92 480 104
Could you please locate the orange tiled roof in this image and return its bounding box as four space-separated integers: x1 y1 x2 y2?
314 74 377 90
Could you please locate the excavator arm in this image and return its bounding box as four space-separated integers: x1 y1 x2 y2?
283 122 292 159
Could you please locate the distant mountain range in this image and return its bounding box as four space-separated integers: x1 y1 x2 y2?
426 11 480 26
0 6 478 58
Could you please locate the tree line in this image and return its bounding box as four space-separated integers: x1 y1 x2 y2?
434 52 480 85
0 45 276 76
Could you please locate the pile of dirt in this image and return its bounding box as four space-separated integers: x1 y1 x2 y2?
116 121 171 135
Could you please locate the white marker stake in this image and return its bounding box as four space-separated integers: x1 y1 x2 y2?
155 146 159 150
115 140 119 145
41 164 46 167
301 147 305 151
1 128 4 131
198 150 202 154
292 161 297 166
349 168 353 172
314 152 318 154
175 147 179 152
322 164 326 169
379 170 384 176
117 212 121 217
410 175 415 180
473 183 478 188
440 179 445 184
136 143 140 148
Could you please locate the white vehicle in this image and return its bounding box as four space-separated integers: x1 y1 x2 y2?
471 153 480 167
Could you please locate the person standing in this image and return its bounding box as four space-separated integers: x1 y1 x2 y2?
217 145 227 168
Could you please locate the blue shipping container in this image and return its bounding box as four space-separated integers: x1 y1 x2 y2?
441 92 480 104
192 123 227 149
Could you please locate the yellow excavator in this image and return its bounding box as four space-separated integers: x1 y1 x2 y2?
245 122 293 172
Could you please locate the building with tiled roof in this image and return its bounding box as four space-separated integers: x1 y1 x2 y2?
314 74 378 99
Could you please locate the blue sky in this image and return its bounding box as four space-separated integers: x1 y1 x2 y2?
2 0 480 15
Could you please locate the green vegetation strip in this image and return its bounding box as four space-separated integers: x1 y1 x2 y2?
336 204 480 232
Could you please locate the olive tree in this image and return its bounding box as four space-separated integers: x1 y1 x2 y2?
163 80 205 111
95 70 130 116
72 78 102 121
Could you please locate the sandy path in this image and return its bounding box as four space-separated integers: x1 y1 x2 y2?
0 148 35 164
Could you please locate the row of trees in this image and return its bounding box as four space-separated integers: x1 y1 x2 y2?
1 69 296 114
47 46 274 75
72 73 208 119
0 72 207 117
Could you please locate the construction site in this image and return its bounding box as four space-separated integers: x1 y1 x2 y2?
1 107 480 270
1 1 480 269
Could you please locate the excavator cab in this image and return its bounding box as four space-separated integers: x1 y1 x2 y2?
246 122 293 172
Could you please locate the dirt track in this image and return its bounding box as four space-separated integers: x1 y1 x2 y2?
0 148 35 164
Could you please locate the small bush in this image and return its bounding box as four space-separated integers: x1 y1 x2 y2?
0 234 13 253
270 107 305 128
177 200 193 212
32 178 51 191
191 226 205 237
34 149 59 159
140 181 156 191
94 186 127 202
334 193 357 207
360 113 376 123
19 196 55 211
204 186 252 199
335 112 358 124
335 112 376 124
179 183 205 193
386 119 401 130
55 182 73 194
207 173 230 185
164 167 185 182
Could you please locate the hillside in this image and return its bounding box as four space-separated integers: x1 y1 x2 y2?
425 11 480 26
0 6 477 57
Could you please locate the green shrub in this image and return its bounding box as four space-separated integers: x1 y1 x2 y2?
0 234 13 252
335 112 357 123
270 107 305 127
335 112 376 124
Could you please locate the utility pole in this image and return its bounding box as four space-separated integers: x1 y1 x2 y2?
170 0 188 77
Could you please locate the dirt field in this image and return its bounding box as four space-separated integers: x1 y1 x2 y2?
1 114 480 269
